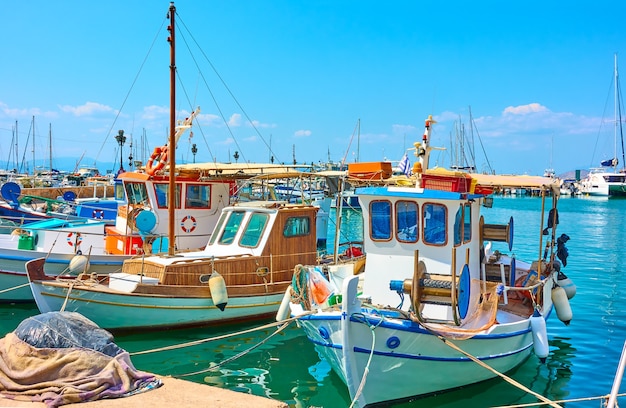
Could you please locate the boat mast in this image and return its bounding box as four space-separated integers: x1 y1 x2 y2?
49 123 53 177
614 53 618 172
167 2 176 256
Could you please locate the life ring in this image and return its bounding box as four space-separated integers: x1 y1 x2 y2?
181 215 197 233
67 232 83 247
92 209 105 219
145 145 168 176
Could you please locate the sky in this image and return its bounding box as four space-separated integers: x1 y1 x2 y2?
2 0 626 176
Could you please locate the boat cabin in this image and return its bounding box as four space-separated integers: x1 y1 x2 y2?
118 202 319 293
106 172 234 255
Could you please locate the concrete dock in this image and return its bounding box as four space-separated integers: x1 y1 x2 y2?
0 375 288 408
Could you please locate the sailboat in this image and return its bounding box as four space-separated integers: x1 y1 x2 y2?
580 53 626 197
25 2 362 331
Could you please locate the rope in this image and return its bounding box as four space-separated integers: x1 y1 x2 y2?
348 319 377 408
59 282 75 312
436 336 562 408
176 321 292 377
0 283 30 294
490 392 626 407
130 313 312 356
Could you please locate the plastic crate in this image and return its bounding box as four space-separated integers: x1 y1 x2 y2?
422 173 471 192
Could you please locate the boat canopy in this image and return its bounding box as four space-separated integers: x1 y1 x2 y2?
470 173 560 193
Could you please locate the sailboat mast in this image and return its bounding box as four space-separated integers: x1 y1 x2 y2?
32 116 35 175
49 123 53 176
615 53 618 172
167 2 176 256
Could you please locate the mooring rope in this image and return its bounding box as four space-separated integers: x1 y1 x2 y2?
436 336 562 408
348 314 381 408
0 283 30 294
176 321 292 377
490 392 626 407
130 313 312 356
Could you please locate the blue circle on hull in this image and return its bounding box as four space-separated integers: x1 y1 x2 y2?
386 336 400 349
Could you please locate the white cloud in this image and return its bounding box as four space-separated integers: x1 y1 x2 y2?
58 101 115 117
503 103 549 115
294 129 312 137
228 113 242 127
141 105 168 121
247 119 276 129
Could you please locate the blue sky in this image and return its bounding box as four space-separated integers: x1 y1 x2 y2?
2 1 626 176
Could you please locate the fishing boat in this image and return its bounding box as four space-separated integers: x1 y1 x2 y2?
284 115 576 407
25 2 364 330
0 111 233 302
26 200 329 330
580 54 626 197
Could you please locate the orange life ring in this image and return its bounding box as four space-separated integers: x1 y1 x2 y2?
181 215 197 233
67 232 83 247
145 145 168 176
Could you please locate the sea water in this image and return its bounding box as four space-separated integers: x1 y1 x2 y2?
1 196 625 407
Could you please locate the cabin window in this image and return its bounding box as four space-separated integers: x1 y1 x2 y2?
208 212 228 245
185 184 211 209
154 183 181 209
124 182 149 205
218 211 246 245
114 181 125 201
453 205 471 245
463 205 471 242
240 212 270 247
370 200 391 241
283 216 310 237
396 201 418 243
423 203 447 245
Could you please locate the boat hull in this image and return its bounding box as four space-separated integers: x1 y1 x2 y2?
297 311 534 406
0 248 127 302
29 279 285 331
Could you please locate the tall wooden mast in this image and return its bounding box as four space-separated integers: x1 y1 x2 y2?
167 2 176 256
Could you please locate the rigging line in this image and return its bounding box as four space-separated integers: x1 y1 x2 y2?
176 14 281 164
470 114 493 174
175 23 247 165
341 119 360 167
94 17 168 164
172 52 215 161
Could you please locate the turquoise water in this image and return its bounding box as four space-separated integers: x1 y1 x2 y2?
1 196 625 407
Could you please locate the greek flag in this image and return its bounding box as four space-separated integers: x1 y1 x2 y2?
398 153 411 176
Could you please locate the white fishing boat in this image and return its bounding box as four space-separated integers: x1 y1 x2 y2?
580 54 626 197
0 111 233 302
284 115 576 407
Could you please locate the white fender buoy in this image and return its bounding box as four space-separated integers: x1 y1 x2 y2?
68 254 90 274
209 271 228 311
556 271 576 299
551 286 573 325
530 309 549 363
276 285 293 322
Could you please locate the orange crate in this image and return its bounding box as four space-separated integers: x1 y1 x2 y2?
348 162 392 180
422 173 471 192
105 226 143 255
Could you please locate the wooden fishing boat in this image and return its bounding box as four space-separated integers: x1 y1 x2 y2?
26 200 324 330
284 115 577 407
